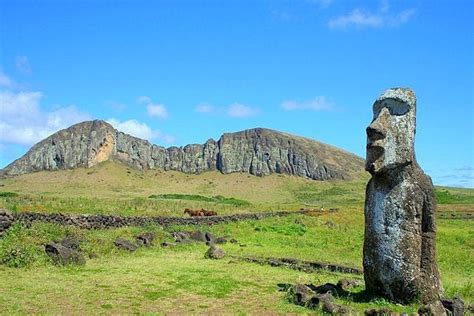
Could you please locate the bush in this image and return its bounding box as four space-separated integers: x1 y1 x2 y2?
0 223 51 268
0 191 19 197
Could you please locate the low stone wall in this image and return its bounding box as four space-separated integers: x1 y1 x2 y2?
235 256 363 275
9 210 309 230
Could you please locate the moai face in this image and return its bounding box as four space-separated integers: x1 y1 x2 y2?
365 88 417 175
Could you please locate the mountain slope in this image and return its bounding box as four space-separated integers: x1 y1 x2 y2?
1 120 364 180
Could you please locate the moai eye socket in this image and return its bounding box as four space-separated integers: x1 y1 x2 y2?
374 99 411 116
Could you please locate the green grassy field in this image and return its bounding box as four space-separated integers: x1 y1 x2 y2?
0 161 472 314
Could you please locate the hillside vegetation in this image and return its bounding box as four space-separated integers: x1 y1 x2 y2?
0 161 472 314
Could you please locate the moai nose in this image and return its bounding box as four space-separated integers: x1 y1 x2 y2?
366 125 385 141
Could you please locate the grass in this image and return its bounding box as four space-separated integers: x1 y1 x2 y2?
148 193 251 207
0 161 472 314
435 188 474 204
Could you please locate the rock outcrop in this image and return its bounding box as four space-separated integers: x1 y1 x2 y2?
1 120 364 180
363 88 442 304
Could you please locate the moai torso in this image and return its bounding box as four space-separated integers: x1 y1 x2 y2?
363 88 442 304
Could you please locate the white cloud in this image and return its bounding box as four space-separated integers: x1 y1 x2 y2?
138 96 168 119
195 103 215 114
281 96 334 111
15 56 32 75
429 166 474 188
329 9 383 29
328 2 415 30
146 103 168 118
0 90 90 146
227 103 258 118
195 102 259 118
106 118 175 144
0 72 16 89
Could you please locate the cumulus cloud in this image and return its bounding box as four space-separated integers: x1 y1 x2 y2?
328 2 415 29
227 103 259 118
195 103 215 114
106 118 175 144
0 89 90 146
138 96 168 119
281 96 335 111
15 56 32 75
0 72 16 89
429 166 474 188
195 102 259 118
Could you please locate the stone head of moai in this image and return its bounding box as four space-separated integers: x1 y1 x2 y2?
365 88 417 175
363 88 443 308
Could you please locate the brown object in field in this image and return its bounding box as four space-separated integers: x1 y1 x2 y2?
184 208 217 217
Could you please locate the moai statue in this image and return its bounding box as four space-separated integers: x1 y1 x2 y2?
363 88 443 305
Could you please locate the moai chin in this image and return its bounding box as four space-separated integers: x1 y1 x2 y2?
363 88 442 304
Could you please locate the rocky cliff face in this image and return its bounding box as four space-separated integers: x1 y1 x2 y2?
1 120 364 180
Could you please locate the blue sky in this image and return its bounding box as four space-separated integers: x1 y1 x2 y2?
0 0 473 187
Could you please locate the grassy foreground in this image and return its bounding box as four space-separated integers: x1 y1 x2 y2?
0 161 472 314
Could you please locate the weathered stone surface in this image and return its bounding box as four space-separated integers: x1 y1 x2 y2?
60 235 82 250
288 284 314 306
136 232 155 247
0 209 14 237
364 308 397 316
363 88 442 304
418 301 447 315
45 242 86 265
337 278 360 290
441 297 464 316
204 245 225 259
11 210 308 231
114 238 138 252
1 120 364 180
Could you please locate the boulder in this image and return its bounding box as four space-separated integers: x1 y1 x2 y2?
337 279 360 290
288 284 314 306
365 308 397 316
136 232 155 247
0 209 14 237
215 237 227 244
114 238 138 252
45 242 86 265
205 245 225 259
308 283 341 296
418 301 447 316
60 235 82 250
161 241 176 247
441 297 464 316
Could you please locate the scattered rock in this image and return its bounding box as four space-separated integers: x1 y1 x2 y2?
172 231 215 244
229 238 238 244
45 242 86 265
467 304 474 314
441 297 464 316
114 238 138 252
0 209 14 237
288 284 314 306
308 282 340 295
418 301 447 316
337 279 360 290
172 231 189 243
215 237 227 244
161 241 176 247
60 235 82 250
205 245 225 259
136 232 155 247
365 308 397 316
